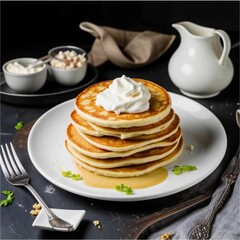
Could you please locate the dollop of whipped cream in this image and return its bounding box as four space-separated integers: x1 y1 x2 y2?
96 75 151 114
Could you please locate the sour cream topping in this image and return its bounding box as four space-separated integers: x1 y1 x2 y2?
96 75 151 114
6 61 44 74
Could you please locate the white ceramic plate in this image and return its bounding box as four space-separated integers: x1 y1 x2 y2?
28 93 227 201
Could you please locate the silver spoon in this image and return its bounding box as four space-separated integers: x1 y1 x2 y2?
27 55 50 69
27 54 66 69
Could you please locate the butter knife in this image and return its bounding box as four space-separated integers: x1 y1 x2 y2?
188 146 240 240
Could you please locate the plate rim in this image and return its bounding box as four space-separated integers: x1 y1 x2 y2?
27 92 227 201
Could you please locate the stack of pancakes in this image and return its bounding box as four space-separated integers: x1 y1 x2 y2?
65 79 183 177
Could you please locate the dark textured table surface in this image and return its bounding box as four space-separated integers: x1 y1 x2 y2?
1 2 239 240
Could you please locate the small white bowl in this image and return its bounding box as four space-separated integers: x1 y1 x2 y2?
3 58 47 93
48 46 87 86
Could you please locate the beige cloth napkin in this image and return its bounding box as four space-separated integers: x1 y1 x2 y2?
79 22 175 68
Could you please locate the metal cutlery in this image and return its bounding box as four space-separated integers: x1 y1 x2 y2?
124 145 239 240
188 146 239 239
27 55 50 69
188 111 240 239
0 142 74 232
124 192 212 239
125 110 240 239
27 51 66 69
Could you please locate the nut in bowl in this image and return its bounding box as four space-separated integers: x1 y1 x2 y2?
48 46 87 87
2 58 47 93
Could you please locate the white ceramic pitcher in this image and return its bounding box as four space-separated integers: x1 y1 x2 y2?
168 21 234 98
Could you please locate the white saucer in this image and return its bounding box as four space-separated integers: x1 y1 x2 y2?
32 208 86 231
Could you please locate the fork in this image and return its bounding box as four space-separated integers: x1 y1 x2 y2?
0 142 74 232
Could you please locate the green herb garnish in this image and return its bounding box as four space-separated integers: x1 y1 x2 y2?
172 165 198 175
182 165 197 172
15 121 24 130
62 170 82 180
0 190 15 207
72 174 82 181
115 184 133 195
62 170 73 178
172 166 182 175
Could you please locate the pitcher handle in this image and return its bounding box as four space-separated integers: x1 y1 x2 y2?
214 30 231 66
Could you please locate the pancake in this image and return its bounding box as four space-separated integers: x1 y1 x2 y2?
78 114 180 152
65 138 180 169
71 109 175 139
66 138 184 177
75 79 172 128
129 114 180 140
70 110 103 137
66 123 182 159
89 109 175 139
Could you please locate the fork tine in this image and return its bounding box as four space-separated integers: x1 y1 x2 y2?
9 142 27 175
0 146 11 179
1 144 15 177
5 143 24 176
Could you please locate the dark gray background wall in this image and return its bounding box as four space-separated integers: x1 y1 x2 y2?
1 1 239 64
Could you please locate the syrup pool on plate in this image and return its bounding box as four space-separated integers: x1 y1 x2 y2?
76 165 168 189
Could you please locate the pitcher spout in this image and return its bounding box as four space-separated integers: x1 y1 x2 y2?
172 22 190 38
172 21 215 38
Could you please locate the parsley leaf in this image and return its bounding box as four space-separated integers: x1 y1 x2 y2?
62 170 82 181
62 170 73 178
182 165 197 172
115 184 133 195
0 190 15 207
172 165 198 175
15 121 24 130
172 166 182 175
72 174 82 181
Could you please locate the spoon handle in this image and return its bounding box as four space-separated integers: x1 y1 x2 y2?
27 55 50 69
